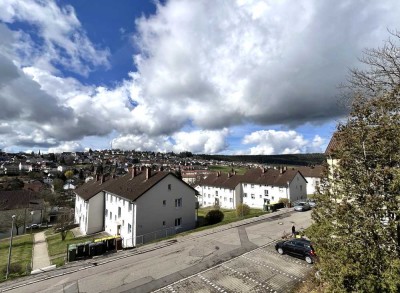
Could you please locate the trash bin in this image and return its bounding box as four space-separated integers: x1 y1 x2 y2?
84 241 91 257
107 238 116 251
89 243 97 256
116 238 122 250
76 243 84 258
68 244 76 262
96 242 105 255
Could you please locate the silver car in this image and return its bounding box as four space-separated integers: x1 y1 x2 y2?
294 201 311 211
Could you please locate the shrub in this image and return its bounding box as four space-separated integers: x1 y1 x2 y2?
1 263 23 276
278 198 289 207
236 203 250 217
205 209 224 225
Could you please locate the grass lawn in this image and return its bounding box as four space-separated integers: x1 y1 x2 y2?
51 256 66 267
0 234 33 282
179 207 267 235
46 231 94 257
208 165 248 175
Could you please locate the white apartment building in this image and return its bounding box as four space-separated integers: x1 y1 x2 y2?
196 168 308 209
75 168 198 248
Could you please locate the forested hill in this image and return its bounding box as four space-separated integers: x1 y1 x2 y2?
196 153 326 166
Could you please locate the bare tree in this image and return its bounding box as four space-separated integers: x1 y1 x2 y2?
54 208 74 241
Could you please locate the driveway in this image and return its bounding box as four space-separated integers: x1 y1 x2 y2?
0 209 312 293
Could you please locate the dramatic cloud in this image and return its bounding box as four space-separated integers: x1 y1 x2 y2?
243 130 325 155
1 0 400 153
0 0 110 75
47 141 83 153
111 129 229 154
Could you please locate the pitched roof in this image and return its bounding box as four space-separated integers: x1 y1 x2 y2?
0 190 43 211
198 172 242 190
199 168 305 189
104 170 170 201
325 132 341 156
75 175 118 201
295 165 325 178
242 168 303 187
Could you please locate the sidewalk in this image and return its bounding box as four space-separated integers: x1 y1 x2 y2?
32 231 51 271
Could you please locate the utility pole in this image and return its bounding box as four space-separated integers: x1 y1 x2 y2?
6 215 16 279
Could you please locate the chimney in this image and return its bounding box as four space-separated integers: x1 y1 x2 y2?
131 167 137 179
112 173 116 179
96 174 100 181
279 166 283 174
146 167 151 180
228 172 232 178
101 174 105 184
233 171 237 175
217 171 220 177
262 167 266 174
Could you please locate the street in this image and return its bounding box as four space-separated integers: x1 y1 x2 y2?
0 209 312 293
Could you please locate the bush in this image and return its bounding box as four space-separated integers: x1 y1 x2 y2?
236 203 250 217
205 209 224 225
1 263 23 276
278 198 289 207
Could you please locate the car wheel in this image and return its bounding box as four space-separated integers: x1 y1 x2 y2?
277 248 284 255
305 256 313 264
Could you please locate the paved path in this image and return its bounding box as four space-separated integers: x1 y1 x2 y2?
32 232 51 271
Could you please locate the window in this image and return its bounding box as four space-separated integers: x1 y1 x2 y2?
123 200 125 207
224 197 227 201
175 217 182 227
251 184 254 188
215 191 218 196
118 207 121 218
128 203 132 211
251 194 255 199
272 196 275 200
106 194 108 201
168 184 171 190
208 194 210 198
162 221 166 226
259 195 262 199
105 209 108 217
175 198 182 207
115 215 116 220
264 190 268 196
128 223 132 233
300 185 303 191
110 212 112 220
229 198 233 203
122 220 124 226
163 200 166 206
244 193 247 198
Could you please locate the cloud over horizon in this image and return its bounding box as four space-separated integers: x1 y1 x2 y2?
1 0 400 154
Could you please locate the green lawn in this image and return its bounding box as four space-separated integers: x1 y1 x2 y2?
46 231 94 257
0 234 33 282
51 256 66 267
208 165 248 175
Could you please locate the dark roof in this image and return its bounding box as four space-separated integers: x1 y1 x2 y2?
75 175 118 201
0 190 43 211
198 172 243 190
199 168 305 189
76 169 197 202
242 168 304 187
104 170 170 201
325 132 341 156
295 165 325 178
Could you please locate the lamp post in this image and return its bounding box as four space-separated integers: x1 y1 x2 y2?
6 215 16 280
30 211 34 234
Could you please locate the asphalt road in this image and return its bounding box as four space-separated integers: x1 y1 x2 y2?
0 209 312 293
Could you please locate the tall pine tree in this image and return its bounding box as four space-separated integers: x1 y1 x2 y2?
309 32 400 292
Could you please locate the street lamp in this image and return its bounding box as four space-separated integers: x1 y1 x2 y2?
6 215 16 280
30 211 34 234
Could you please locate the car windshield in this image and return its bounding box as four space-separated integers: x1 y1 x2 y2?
297 203 305 206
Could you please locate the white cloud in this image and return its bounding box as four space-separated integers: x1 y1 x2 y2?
48 141 83 153
111 129 229 154
0 0 109 75
242 130 325 155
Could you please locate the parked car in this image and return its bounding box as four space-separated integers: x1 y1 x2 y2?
26 223 40 229
275 238 316 264
306 199 317 208
293 201 311 211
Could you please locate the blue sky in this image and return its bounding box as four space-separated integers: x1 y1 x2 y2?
0 0 399 155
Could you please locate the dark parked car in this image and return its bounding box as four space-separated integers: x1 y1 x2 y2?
275 238 316 264
293 201 311 211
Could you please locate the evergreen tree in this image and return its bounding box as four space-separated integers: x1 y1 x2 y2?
309 33 400 292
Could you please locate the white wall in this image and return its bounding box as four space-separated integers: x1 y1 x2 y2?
136 175 197 236
86 193 104 234
305 176 320 195
288 173 307 202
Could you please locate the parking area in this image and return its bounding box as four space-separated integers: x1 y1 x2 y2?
153 241 313 293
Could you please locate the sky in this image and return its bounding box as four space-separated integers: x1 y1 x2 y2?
0 0 399 155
